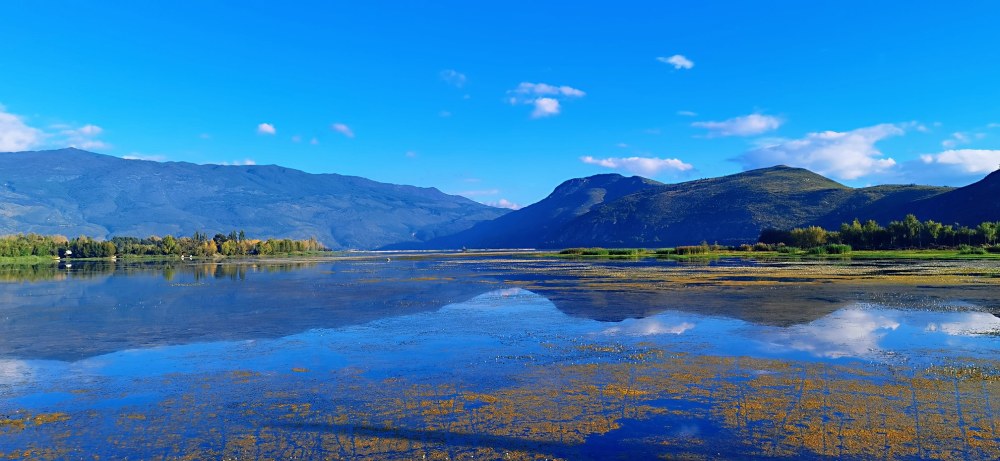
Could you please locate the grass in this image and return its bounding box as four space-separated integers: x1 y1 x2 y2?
0 250 336 264
0 255 61 264
549 247 1000 261
6 246 1000 266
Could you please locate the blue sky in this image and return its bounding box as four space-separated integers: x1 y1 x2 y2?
2 1 999 208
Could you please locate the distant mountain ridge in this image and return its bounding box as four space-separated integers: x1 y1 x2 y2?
4 149 997 250
392 165 999 249
0 148 508 249
387 173 663 249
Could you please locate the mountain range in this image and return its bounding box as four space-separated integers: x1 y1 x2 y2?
0 149 507 249
3 148 998 249
394 165 1000 249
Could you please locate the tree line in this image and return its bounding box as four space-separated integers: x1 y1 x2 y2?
0 231 324 259
760 214 1000 250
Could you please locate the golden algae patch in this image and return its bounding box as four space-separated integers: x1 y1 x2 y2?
0 413 69 433
0 418 26 432
504 258 1000 292
3 339 998 459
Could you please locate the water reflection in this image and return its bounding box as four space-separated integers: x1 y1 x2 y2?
1 258 999 459
765 308 902 359
0 260 496 361
601 317 696 336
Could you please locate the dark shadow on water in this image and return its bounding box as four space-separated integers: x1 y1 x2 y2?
0 259 503 361
270 419 799 460
4 257 1000 361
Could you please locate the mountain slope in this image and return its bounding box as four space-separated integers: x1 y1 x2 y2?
384 173 662 249
0 148 508 249
897 170 1000 225
423 166 963 249
809 184 952 228
549 166 860 247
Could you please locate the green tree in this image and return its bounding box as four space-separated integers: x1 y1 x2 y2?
924 220 943 246
977 222 997 245
162 235 180 255
903 214 922 247
790 226 828 248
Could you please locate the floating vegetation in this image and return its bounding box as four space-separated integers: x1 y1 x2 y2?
2 257 999 459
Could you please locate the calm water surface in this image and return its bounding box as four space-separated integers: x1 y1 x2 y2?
1 257 999 459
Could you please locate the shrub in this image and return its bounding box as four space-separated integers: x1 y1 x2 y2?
607 248 641 256
675 245 710 255
777 246 800 254
986 246 1000 254
580 248 610 256
824 244 852 254
753 242 773 252
559 248 586 255
736 244 754 252
654 248 675 255
959 244 988 255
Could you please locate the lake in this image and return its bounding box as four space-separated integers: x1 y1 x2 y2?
1 256 999 459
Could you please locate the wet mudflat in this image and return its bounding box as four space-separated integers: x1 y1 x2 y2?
1 257 998 459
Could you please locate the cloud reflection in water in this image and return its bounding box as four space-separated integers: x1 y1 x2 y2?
602 318 696 336
764 309 900 359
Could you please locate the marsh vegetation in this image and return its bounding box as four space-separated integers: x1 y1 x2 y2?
0 256 997 459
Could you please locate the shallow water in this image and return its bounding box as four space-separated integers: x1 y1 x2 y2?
1 257 998 459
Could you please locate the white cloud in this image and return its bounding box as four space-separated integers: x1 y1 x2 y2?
919 149 1000 174
440 69 467 87
257 123 276 135
291 135 302 143
676 110 698 117
439 110 452 118
616 142 629 148
509 82 586 99
692 113 782 137
941 131 971 148
657 54 694 70
486 198 522 210
310 137 319 145
0 106 44 152
988 123 1000 129
734 123 904 180
60 123 109 150
405 150 417 158
199 133 212 139
219 159 256 166
581 155 693 176
123 153 167 162
507 82 585 118
458 189 500 197
331 123 354 138
531 98 561 118
77 124 102 136
0 105 109 152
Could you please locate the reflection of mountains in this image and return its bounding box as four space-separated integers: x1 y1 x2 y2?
4 258 1000 361
0 260 498 361
535 283 1000 326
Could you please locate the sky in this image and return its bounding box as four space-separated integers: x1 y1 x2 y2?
2 1 1000 209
